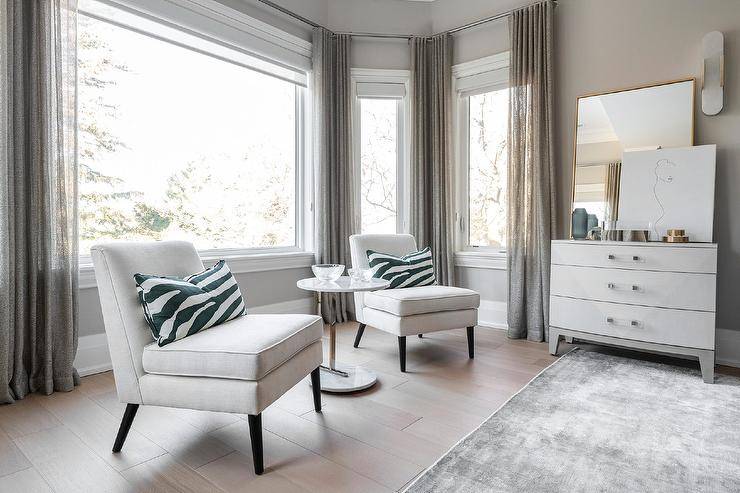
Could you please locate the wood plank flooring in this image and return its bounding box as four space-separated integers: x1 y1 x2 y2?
0 324 731 492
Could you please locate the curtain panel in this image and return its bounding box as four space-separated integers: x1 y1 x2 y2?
410 34 454 286
506 0 556 342
312 27 357 323
0 0 80 403
605 161 622 224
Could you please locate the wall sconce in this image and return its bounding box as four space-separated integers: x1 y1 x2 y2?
702 31 724 116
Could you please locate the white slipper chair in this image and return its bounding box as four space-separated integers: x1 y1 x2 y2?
349 234 480 372
91 241 323 475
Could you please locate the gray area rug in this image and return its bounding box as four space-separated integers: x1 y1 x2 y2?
405 349 740 493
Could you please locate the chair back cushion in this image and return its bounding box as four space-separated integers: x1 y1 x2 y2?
135 260 247 347
367 247 436 288
348 234 418 322
91 241 204 403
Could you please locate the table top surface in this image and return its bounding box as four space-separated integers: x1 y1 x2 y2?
297 276 390 293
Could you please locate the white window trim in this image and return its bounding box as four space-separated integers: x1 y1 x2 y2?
351 68 411 234
85 0 312 72
452 53 510 263
77 0 315 284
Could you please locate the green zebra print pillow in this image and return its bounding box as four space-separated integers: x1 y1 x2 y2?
366 247 436 289
134 260 246 347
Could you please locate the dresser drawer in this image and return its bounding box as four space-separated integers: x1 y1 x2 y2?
550 265 716 312
549 296 715 350
551 242 717 274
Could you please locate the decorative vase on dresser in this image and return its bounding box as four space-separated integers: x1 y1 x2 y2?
548 240 717 383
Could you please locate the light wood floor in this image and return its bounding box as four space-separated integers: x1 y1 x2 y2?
1 324 731 492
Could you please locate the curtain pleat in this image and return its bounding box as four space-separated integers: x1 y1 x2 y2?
1 0 80 403
410 34 454 286
605 161 622 224
506 0 556 342
312 27 357 323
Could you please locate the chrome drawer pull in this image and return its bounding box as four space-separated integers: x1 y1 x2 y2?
606 283 641 292
605 317 642 328
607 254 641 262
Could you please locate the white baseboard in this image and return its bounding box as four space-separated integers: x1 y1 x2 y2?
74 296 316 377
473 301 740 369
477 299 508 330
716 328 740 367
74 333 113 376
75 296 740 376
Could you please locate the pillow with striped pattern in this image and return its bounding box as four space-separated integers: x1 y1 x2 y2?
366 247 436 289
134 260 246 347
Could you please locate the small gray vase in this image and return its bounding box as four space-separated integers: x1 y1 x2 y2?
572 208 588 239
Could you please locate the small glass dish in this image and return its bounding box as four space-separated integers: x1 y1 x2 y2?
348 268 363 281
311 264 345 282
361 268 374 282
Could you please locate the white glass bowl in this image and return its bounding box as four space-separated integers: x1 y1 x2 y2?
312 264 345 282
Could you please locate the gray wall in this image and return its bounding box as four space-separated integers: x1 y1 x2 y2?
555 0 740 332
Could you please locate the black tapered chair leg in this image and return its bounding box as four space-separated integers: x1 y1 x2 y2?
112 403 139 453
353 323 366 348
467 326 475 359
398 336 407 372
310 366 322 412
248 413 264 475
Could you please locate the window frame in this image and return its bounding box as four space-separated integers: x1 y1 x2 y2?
76 0 314 271
453 53 510 258
351 68 411 235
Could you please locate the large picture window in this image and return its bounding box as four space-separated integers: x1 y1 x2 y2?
77 6 304 254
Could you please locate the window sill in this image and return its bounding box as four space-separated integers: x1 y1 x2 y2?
78 250 315 290
454 250 507 270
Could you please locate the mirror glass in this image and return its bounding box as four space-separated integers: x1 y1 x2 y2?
571 79 695 239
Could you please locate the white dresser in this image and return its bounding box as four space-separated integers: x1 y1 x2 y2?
548 240 717 383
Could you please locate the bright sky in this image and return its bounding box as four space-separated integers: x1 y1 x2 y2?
79 14 296 208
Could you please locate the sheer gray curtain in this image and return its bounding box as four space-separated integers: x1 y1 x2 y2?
605 161 622 224
506 0 556 342
312 27 357 323
410 34 454 286
1 0 79 403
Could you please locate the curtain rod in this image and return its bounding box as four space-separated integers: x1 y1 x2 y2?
256 0 555 40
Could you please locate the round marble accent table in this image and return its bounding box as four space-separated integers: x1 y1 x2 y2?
297 276 390 393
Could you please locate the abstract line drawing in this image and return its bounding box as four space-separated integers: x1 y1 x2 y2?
651 158 676 239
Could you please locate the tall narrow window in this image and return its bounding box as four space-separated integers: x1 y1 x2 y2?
359 98 398 234
467 88 509 248
353 73 408 235
77 4 305 255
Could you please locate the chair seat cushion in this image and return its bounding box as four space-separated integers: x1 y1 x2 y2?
142 314 323 381
363 285 480 317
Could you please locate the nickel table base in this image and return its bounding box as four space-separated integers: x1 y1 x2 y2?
316 292 378 393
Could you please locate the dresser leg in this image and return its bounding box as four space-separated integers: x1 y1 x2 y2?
549 328 561 356
698 350 715 384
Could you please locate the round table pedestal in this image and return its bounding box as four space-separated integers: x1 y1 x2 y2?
312 363 377 393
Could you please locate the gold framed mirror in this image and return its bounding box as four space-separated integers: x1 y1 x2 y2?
569 78 696 239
